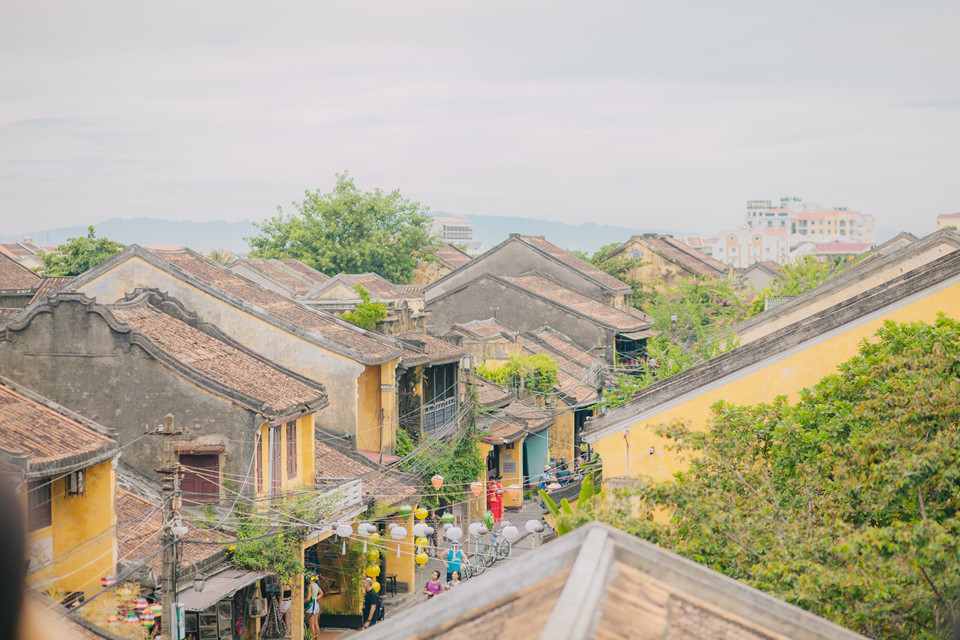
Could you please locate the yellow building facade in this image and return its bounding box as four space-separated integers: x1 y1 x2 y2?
585 257 960 483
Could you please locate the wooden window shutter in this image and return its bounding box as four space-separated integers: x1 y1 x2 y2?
286 422 297 480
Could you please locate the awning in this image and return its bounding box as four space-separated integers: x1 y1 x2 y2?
177 568 265 612
618 329 660 340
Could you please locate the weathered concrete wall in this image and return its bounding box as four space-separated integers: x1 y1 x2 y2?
0 300 260 488
426 240 615 305
427 277 613 361
614 238 692 290
72 255 365 440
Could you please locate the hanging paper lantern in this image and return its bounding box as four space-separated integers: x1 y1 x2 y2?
442 523 451 531
106 614 118 625
423 526 434 536
150 604 163 617
372 581 381 594
364 565 380 578
100 574 116 588
412 523 426 538
468 522 483 537
140 611 155 628
415 536 428 549
507 484 521 500
415 552 429 566
370 532 381 544
397 504 414 518
117 587 133 601
441 512 455 525
337 523 353 554
124 613 140 624
502 525 519 542
525 519 544 533
445 526 462 541
367 550 380 564
414 507 428 521
431 474 444 490
134 598 148 610
483 511 495 530
470 481 483 497
390 525 407 557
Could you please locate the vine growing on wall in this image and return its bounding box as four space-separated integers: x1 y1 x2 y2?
476 354 558 394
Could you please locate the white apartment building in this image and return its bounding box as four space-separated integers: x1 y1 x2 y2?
796 208 875 244
699 228 790 269
431 214 473 243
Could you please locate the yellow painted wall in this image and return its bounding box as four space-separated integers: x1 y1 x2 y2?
255 415 316 499
611 238 695 289
548 408 576 466
498 440 524 509
738 240 960 344
27 458 117 597
591 276 960 484
471 442 492 522
357 365 383 452
383 515 416 593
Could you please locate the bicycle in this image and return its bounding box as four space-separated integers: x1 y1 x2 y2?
461 552 486 579
475 533 511 567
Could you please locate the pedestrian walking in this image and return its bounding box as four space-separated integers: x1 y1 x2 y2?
445 570 462 590
304 574 322 638
444 540 464 582
359 577 384 630
279 584 292 634
427 510 441 557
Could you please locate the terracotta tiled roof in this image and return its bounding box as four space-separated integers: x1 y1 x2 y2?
514 333 600 404
449 318 518 340
0 241 47 259
117 488 230 574
398 332 465 366
478 400 554 443
636 235 727 277
938 212 960 220
0 380 115 465
798 209 866 220
154 249 401 362
0 308 20 321
0 252 41 289
343 273 415 301
274 259 330 285
28 276 73 304
315 442 419 506
474 377 513 408
519 236 631 293
109 299 326 415
434 244 472 269
240 258 318 294
498 274 647 330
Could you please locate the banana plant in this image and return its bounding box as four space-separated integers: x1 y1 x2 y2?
539 471 603 536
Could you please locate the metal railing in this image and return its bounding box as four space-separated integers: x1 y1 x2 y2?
423 397 458 434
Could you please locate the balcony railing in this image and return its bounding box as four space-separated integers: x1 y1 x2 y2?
423 397 458 434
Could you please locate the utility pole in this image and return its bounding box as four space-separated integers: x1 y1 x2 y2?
153 413 182 640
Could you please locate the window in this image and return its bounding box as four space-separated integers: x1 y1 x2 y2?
286 422 297 480
180 455 220 505
629 248 643 259
66 470 84 496
27 479 52 531
256 437 263 493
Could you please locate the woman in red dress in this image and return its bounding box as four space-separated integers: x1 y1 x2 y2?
487 477 504 523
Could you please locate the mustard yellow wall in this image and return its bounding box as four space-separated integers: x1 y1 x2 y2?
739 240 960 344
471 443 492 522
612 239 692 289
592 277 960 484
256 415 316 499
357 365 383 452
383 515 416 592
27 458 117 597
548 409 576 465
498 440 524 509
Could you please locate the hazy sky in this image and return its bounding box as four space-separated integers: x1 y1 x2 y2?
2 0 958 238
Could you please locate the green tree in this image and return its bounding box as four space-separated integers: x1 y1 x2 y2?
37 226 125 276
750 256 841 315
246 172 440 283
401 421 485 510
341 284 388 330
477 354 559 394
566 316 960 639
573 242 644 286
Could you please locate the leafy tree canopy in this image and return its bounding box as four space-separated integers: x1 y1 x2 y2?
572 242 645 286
246 172 440 284
567 316 960 638
37 226 125 276
477 354 559 394
341 284 388 331
750 256 841 315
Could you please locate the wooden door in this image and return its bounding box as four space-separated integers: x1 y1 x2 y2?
180 454 220 505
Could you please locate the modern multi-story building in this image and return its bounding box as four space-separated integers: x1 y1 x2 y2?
697 228 790 268
431 214 473 243
936 212 960 230
744 198 876 246
745 200 794 232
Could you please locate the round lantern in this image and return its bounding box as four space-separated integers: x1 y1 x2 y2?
470 481 483 497
431 475 444 490
336 523 353 554
415 536 428 549
483 511 495 530
412 523 426 538
423 526 435 536
442 523 451 531
468 522 483 537
365 565 380 578
397 504 414 518
415 552 429 567
118 586 133 601
390 525 407 557
134 598 148 611
372 581 381 594
100 574 116 588
414 507 428 521
507 484 521 500
525 519 544 534
140 611 155 628
106 614 118 625
367 550 380 564
124 613 139 624
441 512 455 525
150 603 163 617
370 532 381 544
502 525 519 542
446 526 463 541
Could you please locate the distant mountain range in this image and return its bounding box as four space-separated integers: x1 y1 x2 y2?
0 215 692 255
1 215 897 256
